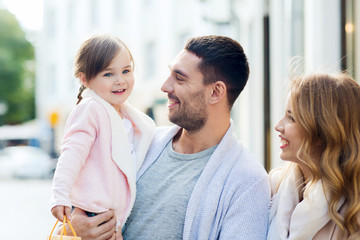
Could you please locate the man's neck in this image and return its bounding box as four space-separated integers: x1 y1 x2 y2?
172 118 230 154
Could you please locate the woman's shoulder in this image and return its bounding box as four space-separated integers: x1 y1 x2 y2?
314 201 349 239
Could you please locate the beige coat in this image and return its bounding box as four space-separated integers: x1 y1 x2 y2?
267 165 350 240
313 203 348 239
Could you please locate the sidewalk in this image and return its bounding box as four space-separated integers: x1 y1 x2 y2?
0 179 54 239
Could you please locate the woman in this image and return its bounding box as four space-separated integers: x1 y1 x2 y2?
268 73 360 239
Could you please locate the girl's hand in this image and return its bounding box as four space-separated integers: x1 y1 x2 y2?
51 205 72 221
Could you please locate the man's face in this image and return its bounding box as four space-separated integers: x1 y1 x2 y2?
161 50 209 132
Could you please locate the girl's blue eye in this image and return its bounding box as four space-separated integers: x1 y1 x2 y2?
104 73 112 77
123 69 130 74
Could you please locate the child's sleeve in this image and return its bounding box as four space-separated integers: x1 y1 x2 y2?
51 101 100 209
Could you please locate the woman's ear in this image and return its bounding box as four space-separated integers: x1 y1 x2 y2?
209 81 226 104
78 72 88 87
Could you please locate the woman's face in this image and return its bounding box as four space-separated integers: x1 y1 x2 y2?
274 94 306 164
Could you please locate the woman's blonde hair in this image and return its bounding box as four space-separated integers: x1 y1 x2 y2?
289 72 360 237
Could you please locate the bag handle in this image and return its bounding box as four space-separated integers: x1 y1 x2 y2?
49 215 78 239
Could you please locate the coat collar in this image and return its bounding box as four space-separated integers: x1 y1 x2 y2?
269 165 345 240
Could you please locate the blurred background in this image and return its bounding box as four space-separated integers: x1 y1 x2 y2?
0 0 358 239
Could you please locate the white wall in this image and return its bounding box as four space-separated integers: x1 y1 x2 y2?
36 0 346 168
269 0 342 169
232 0 266 165
304 0 341 72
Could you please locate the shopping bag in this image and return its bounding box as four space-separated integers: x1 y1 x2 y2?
47 216 81 240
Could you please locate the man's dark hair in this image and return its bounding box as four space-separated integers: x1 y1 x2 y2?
185 35 250 108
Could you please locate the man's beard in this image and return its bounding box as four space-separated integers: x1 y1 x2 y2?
169 90 207 132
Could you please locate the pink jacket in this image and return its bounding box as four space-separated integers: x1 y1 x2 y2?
51 89 155 225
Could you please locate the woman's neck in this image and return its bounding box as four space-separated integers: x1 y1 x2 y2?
299 164 311 183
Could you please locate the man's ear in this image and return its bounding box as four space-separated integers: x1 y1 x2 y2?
209 81 226 104
78 72 88 87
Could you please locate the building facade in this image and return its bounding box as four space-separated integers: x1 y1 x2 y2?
36 0 359 170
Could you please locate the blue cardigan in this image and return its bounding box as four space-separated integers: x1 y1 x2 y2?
137 123 271 240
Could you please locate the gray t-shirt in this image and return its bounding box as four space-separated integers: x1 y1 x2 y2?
122 139 217 240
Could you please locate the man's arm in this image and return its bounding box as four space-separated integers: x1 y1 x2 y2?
219 176 270 239
62 208 117 240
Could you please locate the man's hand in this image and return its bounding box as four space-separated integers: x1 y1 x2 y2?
65 208 117 240
115 230 123 240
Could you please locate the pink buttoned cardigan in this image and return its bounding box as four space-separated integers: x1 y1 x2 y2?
51 89 155 226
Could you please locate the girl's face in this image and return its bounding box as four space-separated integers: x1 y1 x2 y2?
82 49 134 115
274 94 305 164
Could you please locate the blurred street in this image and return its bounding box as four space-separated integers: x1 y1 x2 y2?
0 179 54 239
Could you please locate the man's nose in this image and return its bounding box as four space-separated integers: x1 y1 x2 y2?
161 76 173 93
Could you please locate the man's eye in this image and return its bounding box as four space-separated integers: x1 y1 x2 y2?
175 75 184 81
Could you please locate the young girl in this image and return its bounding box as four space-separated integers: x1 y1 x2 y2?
50 34 155 232
268 73 360 239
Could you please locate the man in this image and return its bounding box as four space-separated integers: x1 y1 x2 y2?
69 35 270 239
